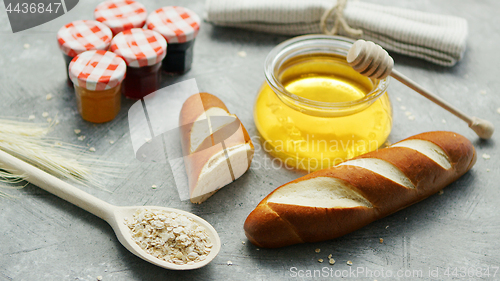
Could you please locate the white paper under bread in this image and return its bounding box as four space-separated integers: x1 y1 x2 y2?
267 177 372 208
338 158 414 189
391 139 451 170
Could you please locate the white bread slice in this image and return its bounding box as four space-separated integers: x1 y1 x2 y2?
180 93 254 204
391 139 451 169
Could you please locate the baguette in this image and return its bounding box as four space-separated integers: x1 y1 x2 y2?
244 131 476 248
180 92 254 203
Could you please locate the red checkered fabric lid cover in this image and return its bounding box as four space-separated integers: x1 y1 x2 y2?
69 50 126 91
146 6 201 44
110 28 167 67
94 0 147 35
57 20 113 57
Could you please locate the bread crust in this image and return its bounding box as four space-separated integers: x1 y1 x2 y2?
244 131 476 248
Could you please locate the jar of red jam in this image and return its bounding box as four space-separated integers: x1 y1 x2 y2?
94 0 147 36
110 28 167 99
146 6 201 74
57 20 113 85
69 50 126 123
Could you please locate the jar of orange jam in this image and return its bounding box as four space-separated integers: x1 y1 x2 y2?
69 50 126 123
254 35 392 172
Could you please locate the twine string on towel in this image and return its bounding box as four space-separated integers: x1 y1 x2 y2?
320 0 363 37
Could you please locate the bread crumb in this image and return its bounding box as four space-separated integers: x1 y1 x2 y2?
78 135 86 141
47 118 52 123
497 108 500 114
28 115 35 120
379 238 383 243
482 153 491 160
109 140 114 144
396 97 401 102
385 225 389 229
242 241 246 244
97 276 102 281
227 261 233 266
74 129 81 134
46 94 53 100
404 111 412 116
438 190 444 195
256 248 260 250
318 259 324 263
328 254 332 259
42 112 49 118
400 106 406 110
408 115 415 121
329 258 335 265
23 43 30 49
89 147 96 152
237 51 247 57
442 119 446 123
152 184 157 189
55 120 60 125
347 260 353 266
487 169 490 172
315 248 321 253
480 90 486 95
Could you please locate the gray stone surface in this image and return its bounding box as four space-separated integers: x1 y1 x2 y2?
0 0 499 280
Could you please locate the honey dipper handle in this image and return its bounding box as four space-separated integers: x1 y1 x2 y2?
391 69 494 139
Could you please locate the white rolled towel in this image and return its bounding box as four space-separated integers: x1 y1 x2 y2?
205 0 468 66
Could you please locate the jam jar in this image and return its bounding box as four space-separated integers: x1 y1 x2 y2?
69 50 126 123
94 0 147 36
254 35 393 172
57 20 113 85
110 28 167 99
146 6 201 74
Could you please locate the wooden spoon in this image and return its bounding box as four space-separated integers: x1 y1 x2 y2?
347 39 494 139
0 149 221 270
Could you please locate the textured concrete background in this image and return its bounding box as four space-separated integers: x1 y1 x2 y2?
0 0 499 280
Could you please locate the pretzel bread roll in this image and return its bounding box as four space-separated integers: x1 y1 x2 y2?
180 93 254 203
244 131 476 248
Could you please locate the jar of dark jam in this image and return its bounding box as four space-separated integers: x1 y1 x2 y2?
57 20 113 86
94 0 147 36
146 6 201 74
69 50 126 123
110 28 167 99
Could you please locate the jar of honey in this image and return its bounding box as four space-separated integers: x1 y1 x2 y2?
146 6 201 74
110 28 167 99
57 20 113 86
254 35 392 172
94 0 147 36
69 50 126 123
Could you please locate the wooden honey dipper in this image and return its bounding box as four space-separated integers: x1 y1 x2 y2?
347 39 494 139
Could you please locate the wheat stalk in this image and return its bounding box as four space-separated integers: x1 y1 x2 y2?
0 119 122 197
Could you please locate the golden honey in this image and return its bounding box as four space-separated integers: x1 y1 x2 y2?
254 35 392 171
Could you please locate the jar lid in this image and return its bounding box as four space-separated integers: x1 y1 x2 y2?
146 6 201 44
69 50 126 91
57 20 113 57
110 28 167 67
94 0 147 35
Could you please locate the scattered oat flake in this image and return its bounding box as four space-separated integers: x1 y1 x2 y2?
109 140 114 144
315 248 321 253
482 153 491 160
28 115 35 120
497 108 500 114
438 190 444 195
329 258 335 265
379 238 384 243
318 259 324 263
242 241 246 244
145 138 151 143
396 97 401 102
237 51 247 57
89 147 96 152
404 111 412 116
480 90 486 95
55 120 60 125
227 261 233 266
347 260 353 266
442 119 446 123
328 254 332 259
78 135 86 141
487 169 490 172
54 141 62 146
97 276 102 281
47 118 52 123
142 154 147 158
74 129 81 134
385 225 389 229
400 106 406 110
23 43 30 49
408 115 415 121
152 184 157 189
42 112 49 117
46 94 53 100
